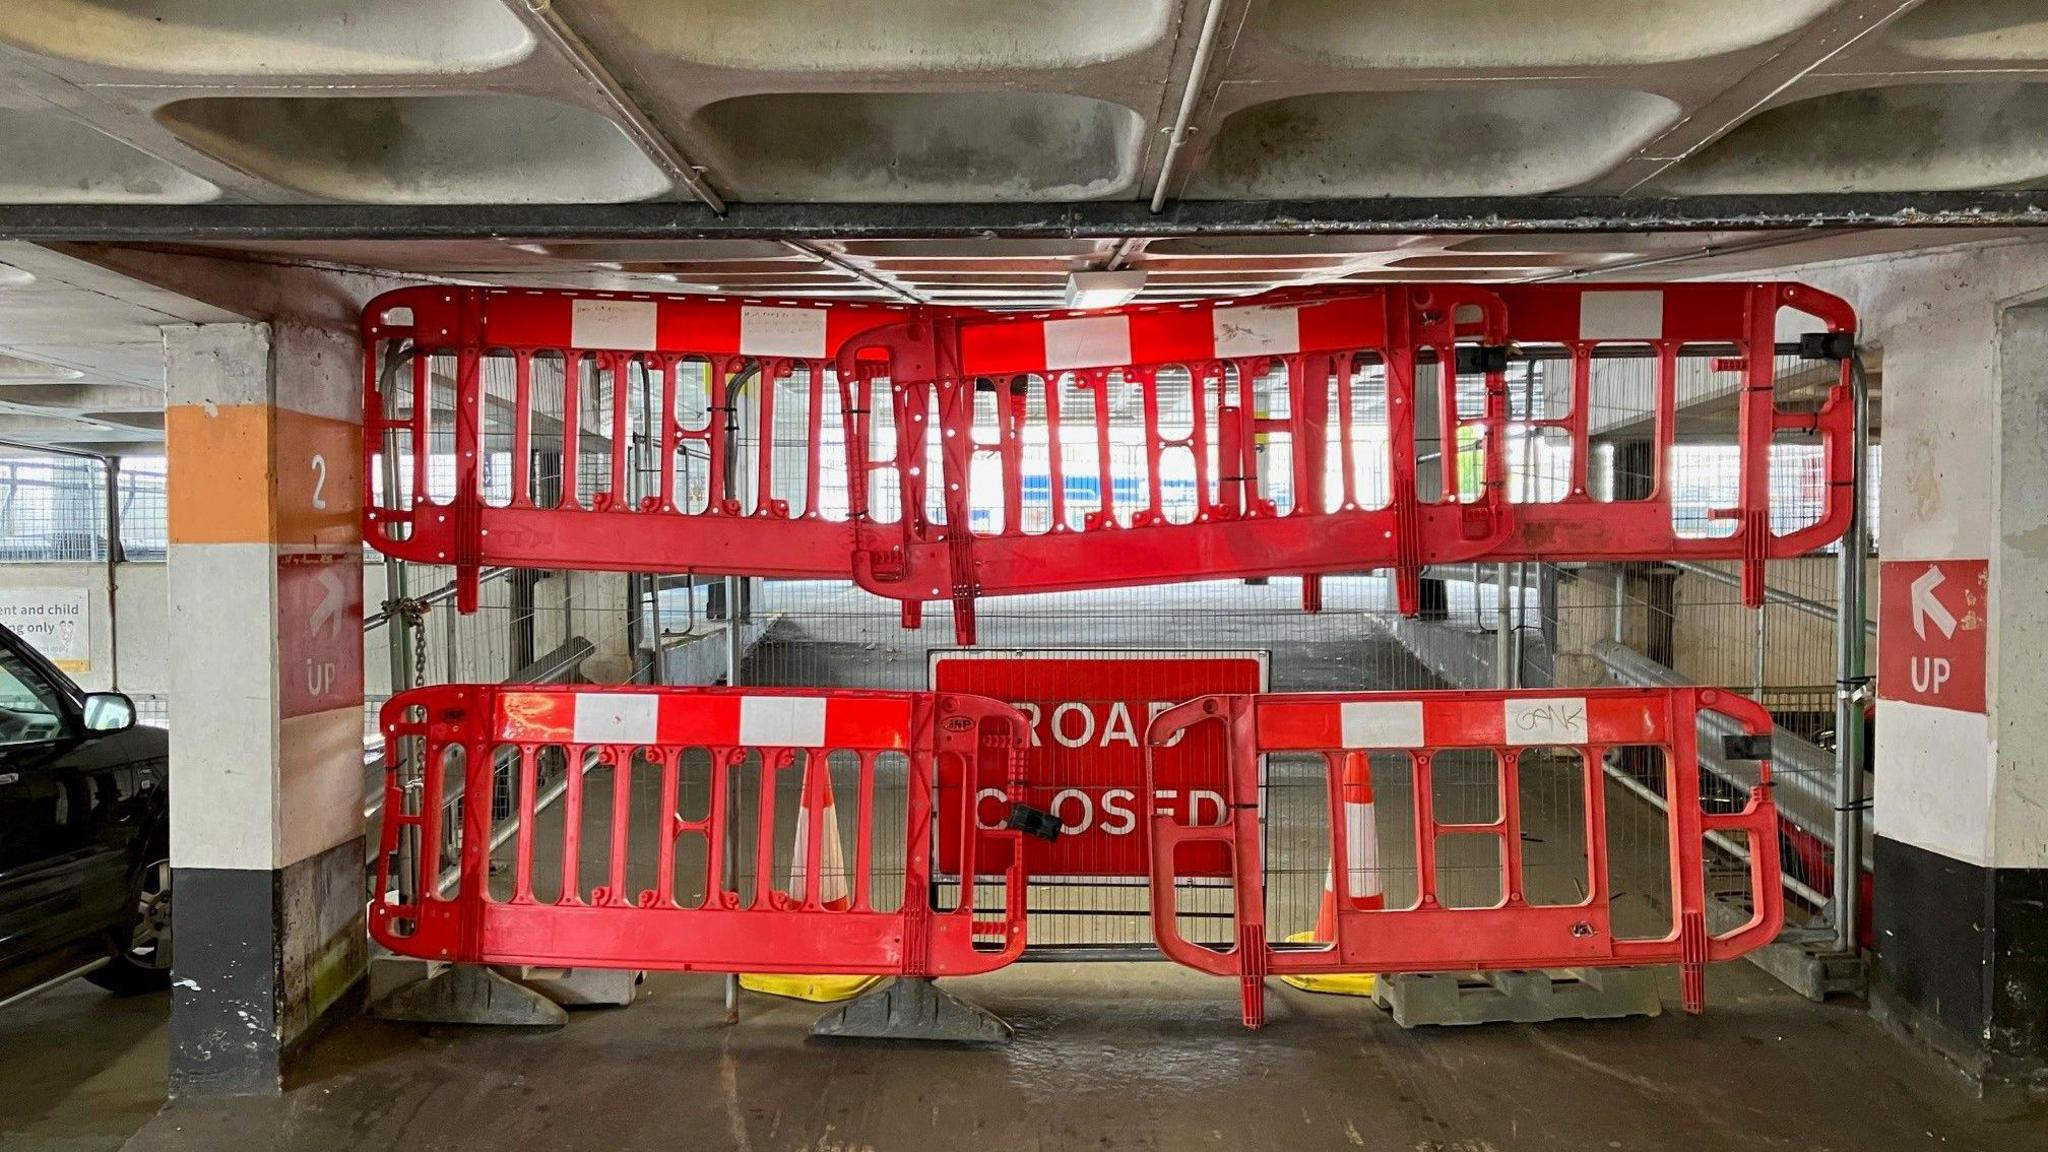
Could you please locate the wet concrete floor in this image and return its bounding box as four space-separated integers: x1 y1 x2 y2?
114 961 2046 1152
0 978 166 1152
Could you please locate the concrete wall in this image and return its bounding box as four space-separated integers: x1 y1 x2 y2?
0 560 167 695
1769 236 2048 869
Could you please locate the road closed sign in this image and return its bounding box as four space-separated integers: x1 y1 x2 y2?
931 649 1267 877
1878 558 1988 714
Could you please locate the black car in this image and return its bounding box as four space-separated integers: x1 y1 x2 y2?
0 624 169 1005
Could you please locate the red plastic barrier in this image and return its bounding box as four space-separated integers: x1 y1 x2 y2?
370 684 1031 976
360 282 1859 636
1477 283 1858 605
362 286 914 608
836 285 1514 640
1146 686 1783 1027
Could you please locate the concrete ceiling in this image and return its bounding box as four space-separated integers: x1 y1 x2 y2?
0 0 2044 448
4 0 2043 208
0 243 237 454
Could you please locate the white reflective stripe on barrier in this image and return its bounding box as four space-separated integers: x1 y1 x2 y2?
497 690 910 748
739 696 829 748
1339 700 1424 748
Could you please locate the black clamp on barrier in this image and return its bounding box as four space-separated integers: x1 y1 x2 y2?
1798 331 1856 362
1455 344 1511 375
1722 733 1773 762
1006 804 1064 842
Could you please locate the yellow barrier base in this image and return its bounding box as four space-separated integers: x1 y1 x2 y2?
1276 932 1378 997
738 973 884 1003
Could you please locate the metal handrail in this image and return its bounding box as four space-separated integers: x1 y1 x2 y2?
1668 560 1876 637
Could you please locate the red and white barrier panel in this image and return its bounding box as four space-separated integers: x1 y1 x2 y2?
1479 282 1859 605
1147 686 1783 1028
360 285 915 603
359 281 1858 636
370 684 1032 978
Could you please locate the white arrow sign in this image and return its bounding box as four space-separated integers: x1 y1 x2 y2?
309 567 346 640
1911 564 1957 641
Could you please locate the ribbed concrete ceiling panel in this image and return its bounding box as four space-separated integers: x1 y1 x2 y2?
0 107 216 203
155 94 672 204
691 92 1145 202
1190 89 1681 198
578 0 1175 72
1255 0 1839 67
1657 82 2048 193
1887 0 2048 60
0 0 535 76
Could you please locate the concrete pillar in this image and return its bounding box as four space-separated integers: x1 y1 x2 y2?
163 322 366 1096
1870 298 2048 1088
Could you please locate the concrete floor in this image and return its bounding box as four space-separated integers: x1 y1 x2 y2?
0 980 166 1152
16 961 2030 1152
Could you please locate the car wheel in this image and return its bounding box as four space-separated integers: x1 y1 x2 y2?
86 855 172 995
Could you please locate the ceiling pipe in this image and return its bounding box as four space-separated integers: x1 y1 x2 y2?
521 0 727 214
781 240 925 304
1149 0 1230 213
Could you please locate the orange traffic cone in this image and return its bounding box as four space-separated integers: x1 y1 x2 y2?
788 765 852 911
741 759 878 1002
1327 750 1386 923
1283 751 1382 996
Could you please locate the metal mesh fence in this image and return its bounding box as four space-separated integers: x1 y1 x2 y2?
0 455 111 561
369 433 758 910
117 458 167 561
0 453 167 562
1512 342 1875 945
130 691 170 729
745 575 1448 952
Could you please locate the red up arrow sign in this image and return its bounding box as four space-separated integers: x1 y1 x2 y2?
1879 558 1987 713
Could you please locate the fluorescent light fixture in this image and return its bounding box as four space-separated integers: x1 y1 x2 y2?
1064 270 1145 310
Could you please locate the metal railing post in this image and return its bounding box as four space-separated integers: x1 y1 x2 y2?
1831 352 1873 957
723 572 743 1022
1494 562 1513 688
1612 565 1627 643
379 442 420 906
104 455 121 691
1754 601 1769 697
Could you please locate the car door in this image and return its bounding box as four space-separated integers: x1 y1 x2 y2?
0 642 129 971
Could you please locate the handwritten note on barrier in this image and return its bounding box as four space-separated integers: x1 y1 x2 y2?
1503 696 1587 745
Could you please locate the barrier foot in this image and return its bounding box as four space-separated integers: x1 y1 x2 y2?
516 966 643 1007
368 963 568 1028
808 978 1011 1044
1369 969 1661 1028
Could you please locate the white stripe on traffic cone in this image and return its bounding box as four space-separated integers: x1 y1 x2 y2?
789 760 851 911
1316 749 1384 936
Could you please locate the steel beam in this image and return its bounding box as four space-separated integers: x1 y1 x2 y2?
7 192 2048 241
